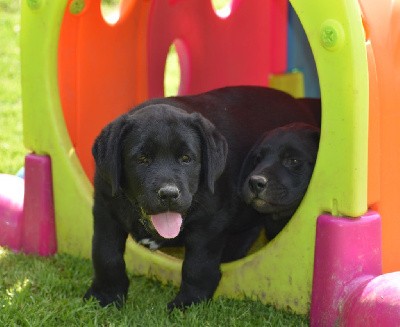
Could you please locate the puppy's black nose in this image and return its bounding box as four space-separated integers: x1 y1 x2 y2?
249 175 267 194
158 185 180 201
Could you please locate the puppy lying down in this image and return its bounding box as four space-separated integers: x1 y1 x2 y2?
83 86 319 310
240 123 320 240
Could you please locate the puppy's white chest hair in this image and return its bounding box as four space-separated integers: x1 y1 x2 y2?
138 238 161 251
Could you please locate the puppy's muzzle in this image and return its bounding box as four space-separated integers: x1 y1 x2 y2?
157 184 180 203
249 175 268 195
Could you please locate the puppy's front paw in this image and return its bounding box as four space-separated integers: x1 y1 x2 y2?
167 297 188 312
167 294 206 312
83 286 127 309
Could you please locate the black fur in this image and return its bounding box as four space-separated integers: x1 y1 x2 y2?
240 123 320 240
83 86 318 310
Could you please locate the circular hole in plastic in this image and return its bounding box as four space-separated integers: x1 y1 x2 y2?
69 0 85 15
211 0 234 18
164 44 180 97
164 40 189 97
101 0 121 24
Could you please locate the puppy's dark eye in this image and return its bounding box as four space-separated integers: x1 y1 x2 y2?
179 154 192 164
254 148 268 165
138 155 151 165
282 158 301 168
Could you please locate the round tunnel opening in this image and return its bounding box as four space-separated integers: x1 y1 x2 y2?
58 0 321 263
158 3 321 261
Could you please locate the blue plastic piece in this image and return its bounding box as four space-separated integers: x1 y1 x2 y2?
288 4 321 98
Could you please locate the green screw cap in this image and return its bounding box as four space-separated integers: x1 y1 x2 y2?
321 20 345 51
27 0 42 10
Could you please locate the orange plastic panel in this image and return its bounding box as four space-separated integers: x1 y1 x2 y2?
58 0 151 181
147 0 288 98
362 0 400 272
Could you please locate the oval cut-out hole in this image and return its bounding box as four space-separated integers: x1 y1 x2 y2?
69 0 86 15
164 40 189 97
211 0 233 18
101 0 121 24
164 44 181 97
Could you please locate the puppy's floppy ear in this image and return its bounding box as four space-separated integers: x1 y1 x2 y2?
92 115 129 196
191 112 228 193
297 124 321 157
305 126 321 147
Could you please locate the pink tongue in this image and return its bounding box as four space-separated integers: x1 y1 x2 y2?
150 212 183 239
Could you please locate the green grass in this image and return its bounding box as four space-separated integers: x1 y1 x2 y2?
0 1 309 325
0 0 25 174
0 247 308 326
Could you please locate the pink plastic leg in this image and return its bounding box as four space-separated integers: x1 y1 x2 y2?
0 174 24 251
22 154 57 255
311 211 400 326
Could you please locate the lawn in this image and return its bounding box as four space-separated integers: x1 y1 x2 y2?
0 0 25 174
0 1 309 326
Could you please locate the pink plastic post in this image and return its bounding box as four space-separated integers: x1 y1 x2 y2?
311 212 400 326
311 212 381 326
22 154 57 255
0 174 24 251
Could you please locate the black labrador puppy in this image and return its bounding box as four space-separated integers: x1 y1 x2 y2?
239 123 320 240
84 86 318 310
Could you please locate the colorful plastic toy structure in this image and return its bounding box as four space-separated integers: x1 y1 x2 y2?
0 0 399 325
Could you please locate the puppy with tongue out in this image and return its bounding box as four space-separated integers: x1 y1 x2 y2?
84 101 230 311
84 86 319 311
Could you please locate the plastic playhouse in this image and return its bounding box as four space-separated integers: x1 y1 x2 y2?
1 0 400 325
